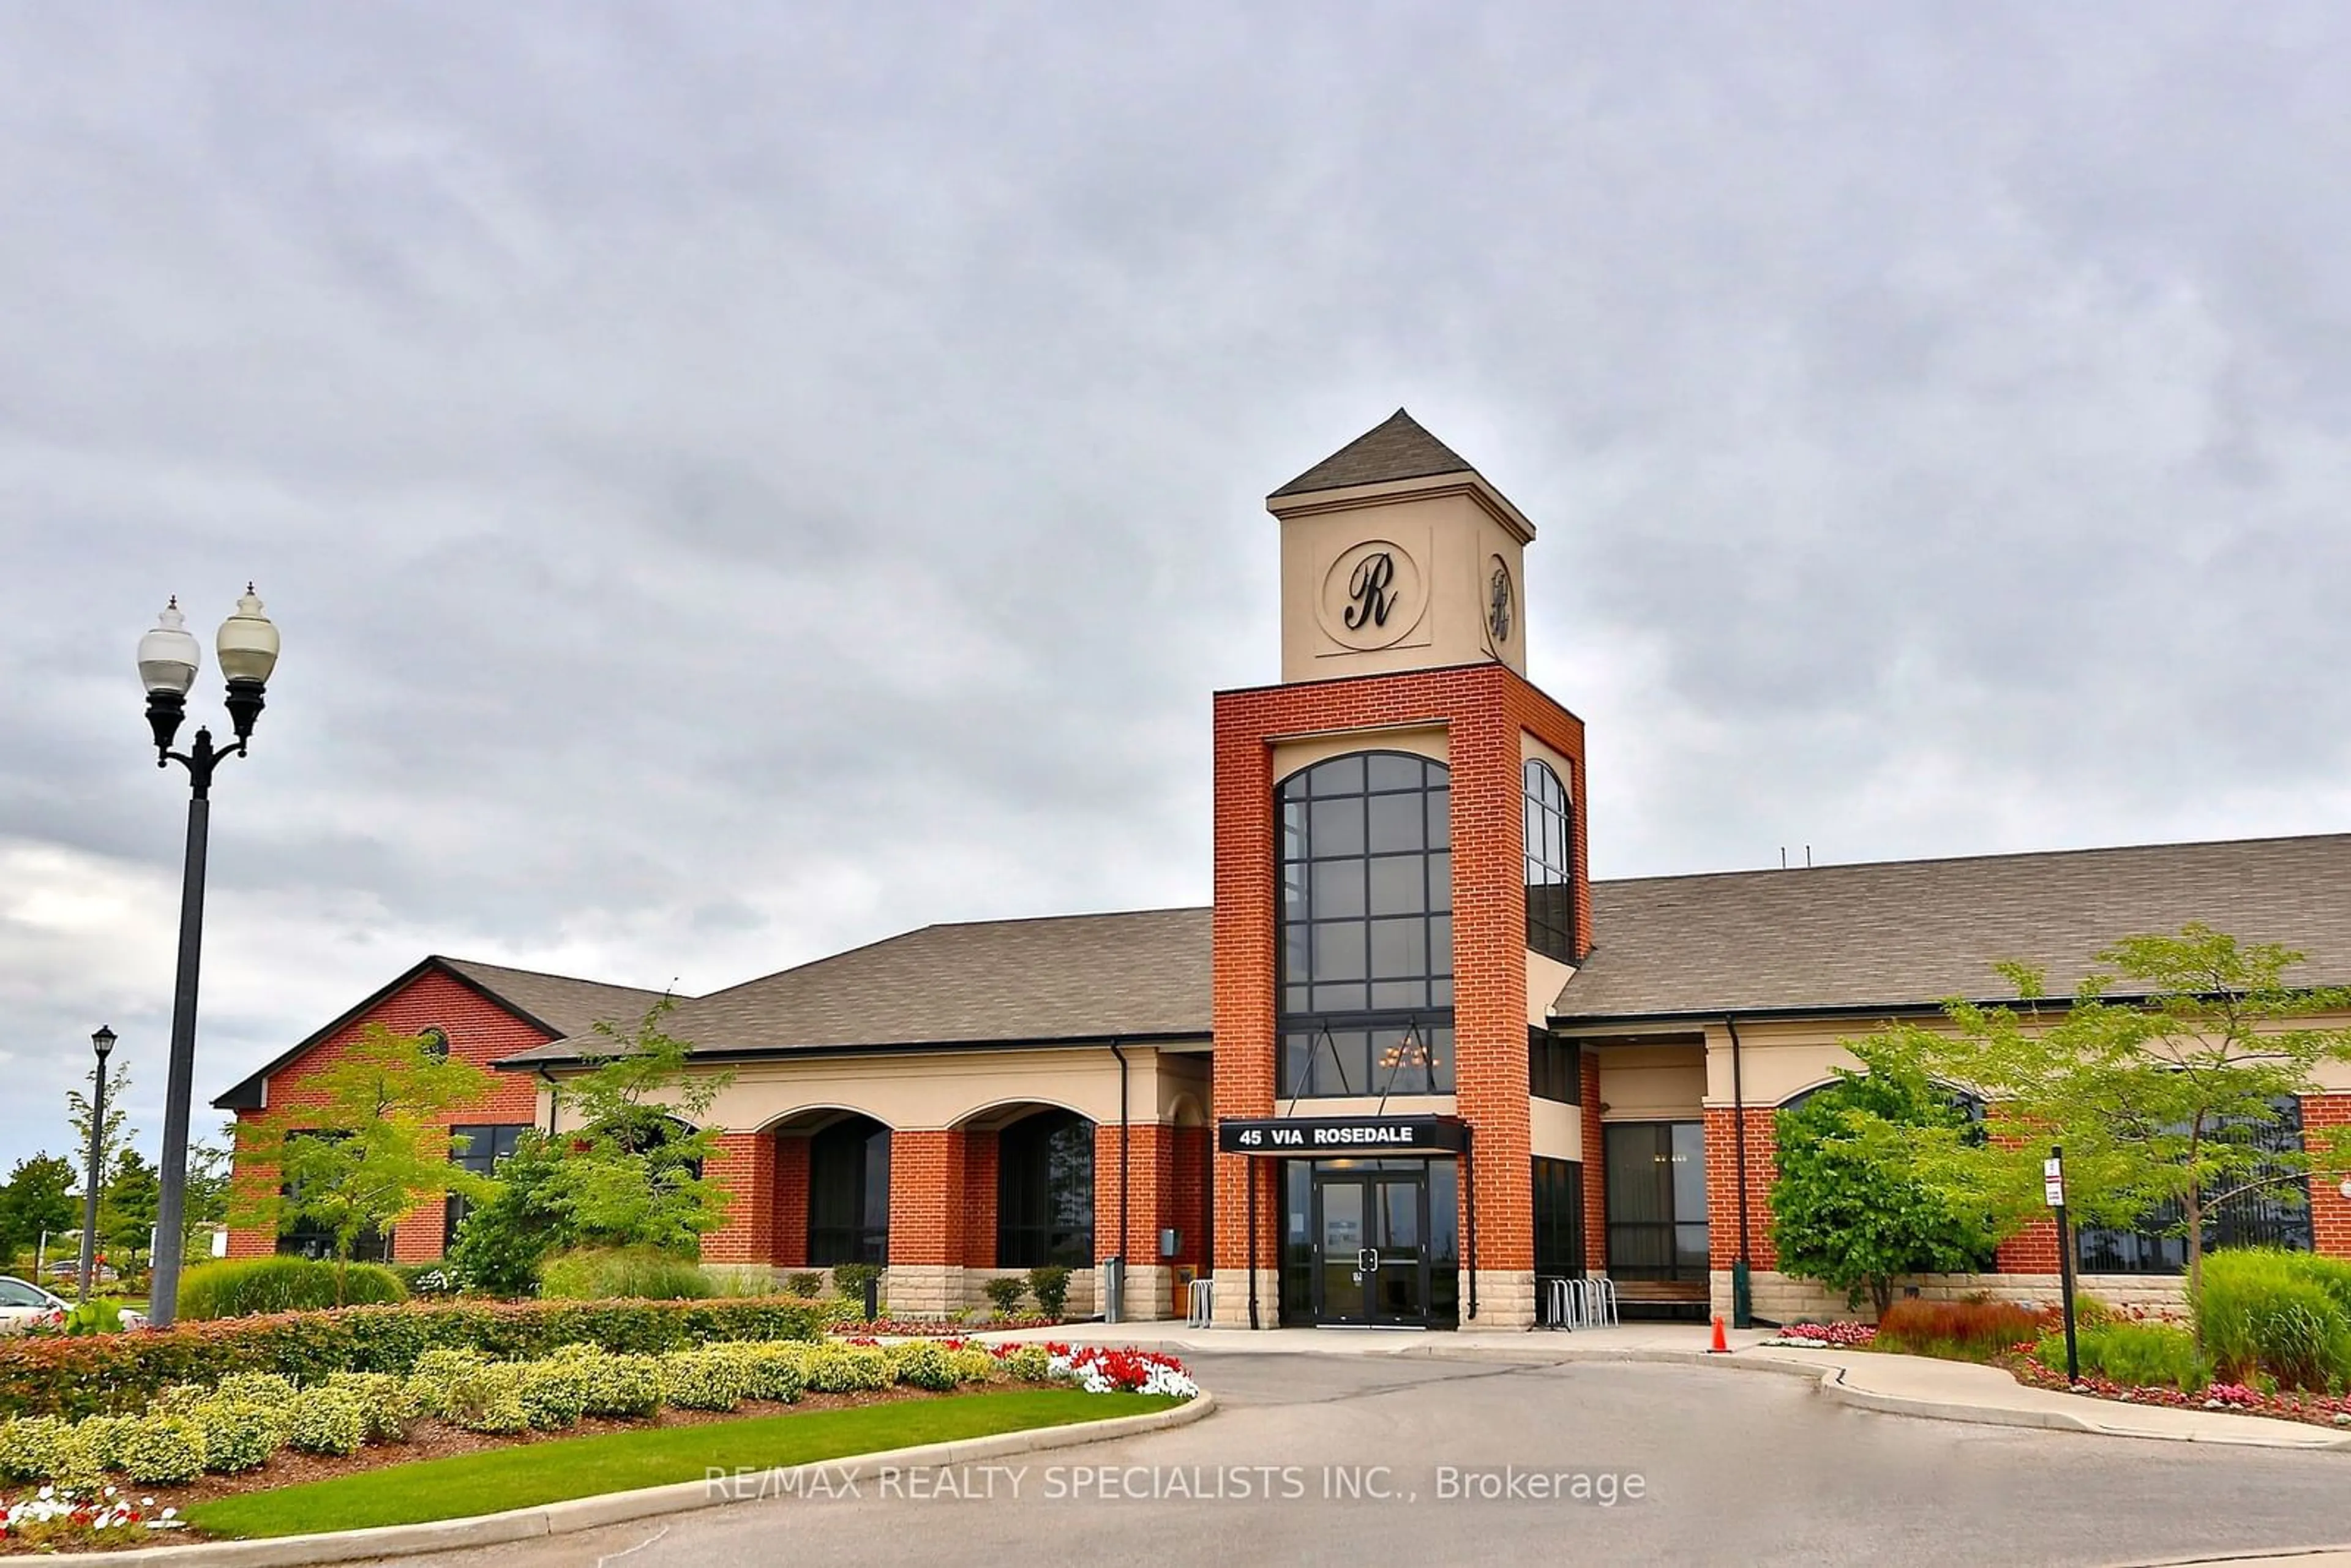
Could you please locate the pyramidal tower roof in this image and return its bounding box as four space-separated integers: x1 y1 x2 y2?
1270 408 1476 498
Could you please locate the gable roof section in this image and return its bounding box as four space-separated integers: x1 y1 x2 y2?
1553 833 2351 1026
211 956 680 1110
1270 409 1476 498
495 906 1213 1068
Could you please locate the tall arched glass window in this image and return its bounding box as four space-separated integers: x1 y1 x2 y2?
1278 751 1453 1097
1523 759 1575 962
808 1116 891 1265
997 1110 1096 1267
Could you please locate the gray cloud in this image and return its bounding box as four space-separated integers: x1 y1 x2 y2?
4 2 2349 1170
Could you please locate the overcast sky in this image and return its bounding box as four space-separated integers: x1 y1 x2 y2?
4 4 2349 1176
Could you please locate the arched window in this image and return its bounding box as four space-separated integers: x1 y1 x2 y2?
1523 759 1575 962
997 1110 1095 1267
1277 751 1453 1097
808 1116 890 1265
418 1026 451 1062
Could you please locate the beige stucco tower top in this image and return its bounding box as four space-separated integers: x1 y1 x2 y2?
1268 409 1537 684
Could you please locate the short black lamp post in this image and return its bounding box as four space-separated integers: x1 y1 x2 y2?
137 588 280 1329
76 1025 118 1303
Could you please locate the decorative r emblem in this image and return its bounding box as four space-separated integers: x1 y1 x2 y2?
1345 551 1398 630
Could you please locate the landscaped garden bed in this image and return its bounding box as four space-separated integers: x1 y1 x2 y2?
0 1310 1199 1551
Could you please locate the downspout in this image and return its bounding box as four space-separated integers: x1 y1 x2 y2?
538 1070 560 1137
1109 1040 1130 1324
1724 1016 1764 1329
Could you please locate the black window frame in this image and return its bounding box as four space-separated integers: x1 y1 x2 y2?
1530 1029 1581 1104
1277 752 1455 1099
1533 1157 1586 1280
418 1026 451 1063
274 1129 393 1262
1602 1120 1709 1283
443 1122 531 1250
996 1109 1096 1269
808 1116 891 1266
1523 758 1576 962
2077 1098 2314 1274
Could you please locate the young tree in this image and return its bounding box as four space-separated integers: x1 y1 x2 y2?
99 1149 160 1268
178 1125 234 1255
1878 925 2351 1294
1769 1034 1996 1316
234 1024 500 1300
67 1062 134 1191
534 997 733 1254
0 1154 80 1264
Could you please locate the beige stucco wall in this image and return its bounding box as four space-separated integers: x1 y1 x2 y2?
1273 479 1531 683
538 1040 1207 1133
1597 1043 1706 1120
1529 1097 1583 1160
1525 950 1575 1030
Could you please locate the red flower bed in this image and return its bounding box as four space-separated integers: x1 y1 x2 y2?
2008 1357 2351 1430
828 1317 1060 1337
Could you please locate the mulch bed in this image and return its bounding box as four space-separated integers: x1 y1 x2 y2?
1 1385 962 1554
2004 1355 2351 1430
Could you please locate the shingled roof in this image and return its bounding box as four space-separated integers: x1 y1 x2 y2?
1270 409 1477 498
212 956 682 1109
1554 833 2351 1025
495 907 1213 1067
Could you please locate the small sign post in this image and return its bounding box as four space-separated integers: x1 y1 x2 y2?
2047 1146 2079 1383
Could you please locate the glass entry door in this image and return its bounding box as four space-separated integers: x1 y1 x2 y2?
1311 1168 1429 1326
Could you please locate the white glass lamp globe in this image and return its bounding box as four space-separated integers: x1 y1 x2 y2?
137 599 201 696
216 585 280 685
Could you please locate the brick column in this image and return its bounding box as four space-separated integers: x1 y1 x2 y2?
962 1129 999 1269
1210 693 1281 1326
701 1131 776 1267
887 1129 966 1316
1092 1121 1180 1319
772 1134 810 1269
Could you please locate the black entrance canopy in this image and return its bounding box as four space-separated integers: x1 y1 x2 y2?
1219 1115 1469 1156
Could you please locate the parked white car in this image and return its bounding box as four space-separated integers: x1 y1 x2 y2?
0 1275 146 1332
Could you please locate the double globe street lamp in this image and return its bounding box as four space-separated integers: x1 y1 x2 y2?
135 588 280 1329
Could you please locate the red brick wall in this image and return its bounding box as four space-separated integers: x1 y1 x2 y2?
2306 1095 2351 1261
1703 1105 1780 1270
702 1131 776 1264
887 1130 966 1267
962 1130 999 1269
1210 662 1588 1285
1168 1124 1211 1269
227 966 552 1262
773 1135 811 1268
1095 1122 1191 1266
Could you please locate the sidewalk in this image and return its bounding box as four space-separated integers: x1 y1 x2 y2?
973 1320 2351 1450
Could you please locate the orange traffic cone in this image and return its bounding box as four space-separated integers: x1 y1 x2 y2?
1708 1315 1730 1354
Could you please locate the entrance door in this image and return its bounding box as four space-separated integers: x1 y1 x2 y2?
1311 1170 1428 1325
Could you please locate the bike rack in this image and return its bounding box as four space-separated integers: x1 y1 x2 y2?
1537 1275 1619 1330
1186 1278 1216 1328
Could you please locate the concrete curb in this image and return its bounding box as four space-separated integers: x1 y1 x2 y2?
84 1391 1217 1566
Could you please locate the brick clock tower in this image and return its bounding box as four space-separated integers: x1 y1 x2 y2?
1210 410 1591 1330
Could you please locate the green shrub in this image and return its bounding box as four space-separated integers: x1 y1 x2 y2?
512 1358 590 1429
0 1296 830 1420
326 1372 421 1442
800 1343 891 1394
0 1416 70 1482
405 1349 528 1433
998 1345 1053 1383
2036 1321 2210 1391
721 1343 806 1404
213 1371 299 1412
287 1388 369 1455
660 1349 749 1411
982 1277 1029 1318
572 1349 666 1418
1027 1266 1073 1319
57 1416 132 1481
830 1262 883 1312
177 1257 408 1320
192 1400 279 1473
786 1272 825 1299
947 1347 1000 1385
2197 1248 2351 1390
540 1247 716 1302
1872 1298 2042 1362
118 1414 207 1485
62 1299 127 1337
887 1341 958 1392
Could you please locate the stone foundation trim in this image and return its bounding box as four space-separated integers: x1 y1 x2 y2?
1719 1269 2192 1325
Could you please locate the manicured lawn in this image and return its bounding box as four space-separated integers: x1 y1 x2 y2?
187 1390 1181 1539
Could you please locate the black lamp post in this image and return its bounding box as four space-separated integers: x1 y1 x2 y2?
77 1025 117 1304
137 588 280 1329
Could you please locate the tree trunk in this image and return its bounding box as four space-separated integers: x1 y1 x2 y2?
2184 1187 2203 1299
1870 1275 1894 1320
